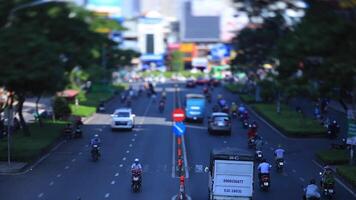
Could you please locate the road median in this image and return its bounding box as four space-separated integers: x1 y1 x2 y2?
251 103 326 138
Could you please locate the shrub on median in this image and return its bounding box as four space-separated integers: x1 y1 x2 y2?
316 149 349 165
251 104 325 137
337 165 356 187
0 120 67 162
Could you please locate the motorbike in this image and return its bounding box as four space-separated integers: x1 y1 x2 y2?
275 158 284 172
131 169 142 192
330 138 348 150
242 119 249 129
255 150 264 163
222 106 229 114
327 128 337 139
120 94 126 103
91 145 100 161
73 127 82 139
126 99 132 107
97 102 105 113
159 102 165 113
248 138 256 149
321 182 335 200
231 111 237 118
205 94 211 103
63 127 73 139
259 174 270 191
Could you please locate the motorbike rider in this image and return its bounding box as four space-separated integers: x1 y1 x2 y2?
238 103 246 115
203 86 209 94
131 158 143 183
257 158 271 181
217 94 223 100
64 123 73 138
90 134 101 147
304 179 321 200
328 120 340 137
321 165 335 188
230 102 237 115
274 145 285 161
161 88 167 100
255 135 263 150
159 98 165 111
247 125 257 140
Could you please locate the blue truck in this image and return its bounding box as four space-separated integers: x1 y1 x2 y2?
185 93 206 122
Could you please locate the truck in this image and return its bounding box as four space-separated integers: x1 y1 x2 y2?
207 148 254 200
184 93 206 122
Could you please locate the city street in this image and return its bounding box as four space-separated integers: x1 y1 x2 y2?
0 82 355 200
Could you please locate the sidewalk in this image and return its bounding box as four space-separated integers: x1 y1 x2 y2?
0 162 27 174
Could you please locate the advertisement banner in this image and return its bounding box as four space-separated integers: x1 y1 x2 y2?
347 119 356 145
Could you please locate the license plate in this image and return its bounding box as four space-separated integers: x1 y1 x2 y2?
133 177 139 181
263 182 269 186
193 117 197 120
328 189 334 193
279 162 284 166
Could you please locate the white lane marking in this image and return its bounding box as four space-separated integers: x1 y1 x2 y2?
181 126 190 179
126 150 130 154
335 177 356 197
129 144 133 147
265 141 268 144
312 160 356 197
65 166 69 170
115 173 119 177
72 158 76 162
38 193 44 198
171 195 192 200
56 174 61 178
105 193 110 198
78 152 82 155
172 133 176 178
292 169 297 173
134 133 137 136
131 138 135 142
49 181 54 186
185 125 207 130
270 147 274 151
111 180 116 185
122 157 126 161
119 164 123 168
223 141 227 144
299 177 305 182
85 145 89 148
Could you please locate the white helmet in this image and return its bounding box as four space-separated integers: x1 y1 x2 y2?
94 134 99 138
134 158 139 164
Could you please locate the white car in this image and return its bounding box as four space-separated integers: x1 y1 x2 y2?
111 108 135 131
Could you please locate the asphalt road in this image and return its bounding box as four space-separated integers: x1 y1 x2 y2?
0 82 355 200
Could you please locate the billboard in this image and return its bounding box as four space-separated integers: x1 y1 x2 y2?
191 0 228 16
86 0 122 16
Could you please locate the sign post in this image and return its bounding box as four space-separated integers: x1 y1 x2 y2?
173 108 185 122
172 108 187 200
347 109 356 164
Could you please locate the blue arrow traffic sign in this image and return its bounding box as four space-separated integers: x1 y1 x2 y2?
173 122 186 136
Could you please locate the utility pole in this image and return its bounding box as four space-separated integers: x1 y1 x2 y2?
6 91 14 166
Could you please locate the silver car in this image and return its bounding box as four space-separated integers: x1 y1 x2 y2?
208 112 232 135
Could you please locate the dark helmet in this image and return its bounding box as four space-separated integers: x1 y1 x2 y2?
310 179 316 184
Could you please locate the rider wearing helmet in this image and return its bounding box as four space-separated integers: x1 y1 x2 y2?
321 165 335 187
304 179 321 200
230 102 237 113
131 158 142 171
257 158 271 180
274 144 285 161
90 134 101 147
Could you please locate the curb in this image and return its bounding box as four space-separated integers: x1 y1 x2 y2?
0 92 121 175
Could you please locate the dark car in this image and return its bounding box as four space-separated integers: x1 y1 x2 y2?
186 79 196 88
208 112 232 135
196 76 208 85
210 78 220 86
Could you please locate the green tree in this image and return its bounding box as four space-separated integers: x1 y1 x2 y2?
171 51 184 72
